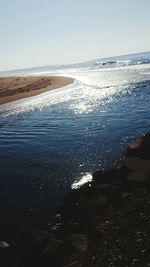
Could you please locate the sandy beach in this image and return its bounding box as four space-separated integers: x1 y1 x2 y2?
0 76 74 105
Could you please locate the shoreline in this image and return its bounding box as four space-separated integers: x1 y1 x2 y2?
0 76 74 105
1 133 150 266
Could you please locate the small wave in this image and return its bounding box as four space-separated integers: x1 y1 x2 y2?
94 58 150 69
94 60 131 67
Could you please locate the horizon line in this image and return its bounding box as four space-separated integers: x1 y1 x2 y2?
0 49 150 74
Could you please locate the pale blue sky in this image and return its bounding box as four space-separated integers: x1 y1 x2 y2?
0 0 150 71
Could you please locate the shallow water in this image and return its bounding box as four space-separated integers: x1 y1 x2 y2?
0 53 150 213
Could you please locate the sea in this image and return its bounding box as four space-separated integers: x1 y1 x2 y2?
0 51 150 220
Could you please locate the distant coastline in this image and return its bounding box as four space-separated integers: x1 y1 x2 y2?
0 76 74 105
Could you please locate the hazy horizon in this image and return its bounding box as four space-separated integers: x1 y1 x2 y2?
0 50 149 73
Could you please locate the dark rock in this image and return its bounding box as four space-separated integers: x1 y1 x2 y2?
68 234 88 253
127 133 150 159
34 231 52 247
92 168 117 185
127 171 150 183
127 138 143 157
121 191 130 200
96 220 112 235
124 158 150 173
93 196 109 213
64 261 81 267
65 260 81 267
122 158 150 184
43 238 64 257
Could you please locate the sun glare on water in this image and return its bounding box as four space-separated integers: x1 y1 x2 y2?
71 173 93 189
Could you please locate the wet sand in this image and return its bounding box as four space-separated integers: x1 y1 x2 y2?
0 76 74 104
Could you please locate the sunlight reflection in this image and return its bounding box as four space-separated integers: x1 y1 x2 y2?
1 64 149 117
71 173 93 189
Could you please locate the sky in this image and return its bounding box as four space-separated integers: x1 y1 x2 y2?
0 0 150 71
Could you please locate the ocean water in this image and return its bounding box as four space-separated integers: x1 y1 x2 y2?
0 51 150 213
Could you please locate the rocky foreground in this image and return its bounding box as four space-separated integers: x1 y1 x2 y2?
0 133 150 267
